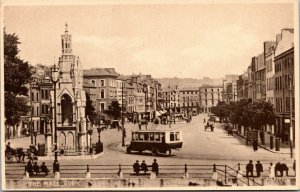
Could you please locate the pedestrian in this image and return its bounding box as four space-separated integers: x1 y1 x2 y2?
141 160 148 174
255 161 263 177
275 162 282 177
253 138 258 151
33 162 40 175
133 160 140 175
246 160 254 177
293 160 296 174
40 162 49 175
269 163 275 177
152 159 159 176
138 122 141 130
203 118 206 123
26 160 34 176
281 163 289 176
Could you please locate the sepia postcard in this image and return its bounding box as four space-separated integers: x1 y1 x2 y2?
1 0 299 190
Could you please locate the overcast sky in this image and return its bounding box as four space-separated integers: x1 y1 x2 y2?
3 2 294 79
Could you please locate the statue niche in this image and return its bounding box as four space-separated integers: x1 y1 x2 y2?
61 94 73 126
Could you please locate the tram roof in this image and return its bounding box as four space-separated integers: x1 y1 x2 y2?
132 129 181 133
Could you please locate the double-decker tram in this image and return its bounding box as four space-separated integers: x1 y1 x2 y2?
126 130 183 156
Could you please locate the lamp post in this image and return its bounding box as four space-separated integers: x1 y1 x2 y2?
87 129 93 155
97 127 102 143
33 130 37 146
50 63 60 162
143 84 148 129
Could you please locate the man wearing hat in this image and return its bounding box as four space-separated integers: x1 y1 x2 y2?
133 160 140 175
152 159 159 176
141 160 148 174
255 161 263 177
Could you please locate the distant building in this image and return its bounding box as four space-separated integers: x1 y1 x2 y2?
179 87 200 115
83 68 119 114
199 85 223 113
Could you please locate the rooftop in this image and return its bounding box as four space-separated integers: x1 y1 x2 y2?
83 68 119 77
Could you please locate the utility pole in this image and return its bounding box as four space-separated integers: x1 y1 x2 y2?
169 84 171 128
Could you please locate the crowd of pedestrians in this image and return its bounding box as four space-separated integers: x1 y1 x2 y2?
133 159 159 176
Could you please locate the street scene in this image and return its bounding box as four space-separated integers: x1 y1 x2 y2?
2 0 298 190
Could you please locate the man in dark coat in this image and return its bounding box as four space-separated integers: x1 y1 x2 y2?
141 160 148 174
152 159 159 176
133 160 140 175
26 160 34 176
255 161 263 177
33 162 40 175
246 160 254 177
40 162 49 175
275 162 282 177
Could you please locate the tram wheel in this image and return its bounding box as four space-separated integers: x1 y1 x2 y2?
151 148 159 156
126 147 131 154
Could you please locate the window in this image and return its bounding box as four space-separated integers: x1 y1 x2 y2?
170 133 175 141
175 132 180 141
144 133 149 141
150 133 154 141
91 80 95 86
100 89 105 98
154 133 160 141
100 103 105 111
100 80 105 87
138 133 144 141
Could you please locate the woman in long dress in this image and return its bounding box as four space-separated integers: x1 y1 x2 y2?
269 163 275 177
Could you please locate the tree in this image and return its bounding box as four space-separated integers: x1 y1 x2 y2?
85 92 96 124
4 30 31 127
105 101 121 119
211 101 229 122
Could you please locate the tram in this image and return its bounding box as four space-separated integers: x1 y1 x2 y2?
126 130 183 156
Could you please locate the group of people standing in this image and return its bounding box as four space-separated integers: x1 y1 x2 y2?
133 159 159 176
245 160 295 177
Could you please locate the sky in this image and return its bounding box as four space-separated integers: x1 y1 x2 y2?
3 2 294 79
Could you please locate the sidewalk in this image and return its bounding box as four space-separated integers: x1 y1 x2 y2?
234 130 294 155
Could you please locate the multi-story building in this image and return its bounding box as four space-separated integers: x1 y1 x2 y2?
265 41 277 104
83 68 119 114
237 72 248 100
179 87 200 115
255 53 266 101
274 28 295 143
199 85 223 113
161 85 180 114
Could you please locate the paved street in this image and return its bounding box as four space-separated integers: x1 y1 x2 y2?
6 113 295 180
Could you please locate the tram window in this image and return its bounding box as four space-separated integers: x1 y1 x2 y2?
170 133 175 141
150 133 154 141
138 133 144 140
134 133 139 140
175 132 180 141
144 133 149 141
154 133 160 141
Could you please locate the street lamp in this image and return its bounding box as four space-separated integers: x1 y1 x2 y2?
97 127 102 143
50 63 60 162
33 130 38 146
142 84 148 129
87 129 93 155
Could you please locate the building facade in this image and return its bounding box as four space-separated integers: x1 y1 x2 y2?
199 85 223 113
